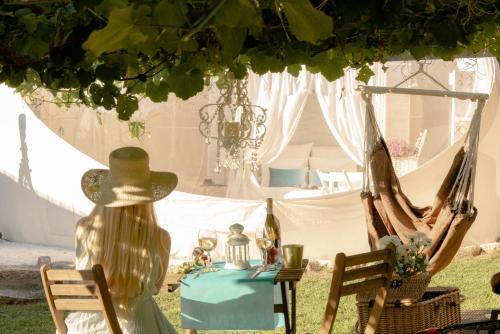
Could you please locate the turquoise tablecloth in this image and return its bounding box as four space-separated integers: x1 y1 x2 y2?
180 260 283 330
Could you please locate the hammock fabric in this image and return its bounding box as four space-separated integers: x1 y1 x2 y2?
361 92 486 276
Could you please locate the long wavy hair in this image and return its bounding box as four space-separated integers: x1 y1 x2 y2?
75 203 168 309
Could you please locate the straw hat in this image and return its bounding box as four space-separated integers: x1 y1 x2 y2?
81 147 178 207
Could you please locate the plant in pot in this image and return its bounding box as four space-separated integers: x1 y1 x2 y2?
358 231 432 304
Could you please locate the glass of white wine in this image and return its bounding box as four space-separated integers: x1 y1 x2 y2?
255 227 273 271
198 228 218 272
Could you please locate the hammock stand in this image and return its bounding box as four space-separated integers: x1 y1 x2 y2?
358 84 489 276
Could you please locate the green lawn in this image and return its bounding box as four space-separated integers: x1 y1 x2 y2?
1 253 498 334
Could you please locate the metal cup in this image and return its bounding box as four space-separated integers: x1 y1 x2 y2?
282 244 304 268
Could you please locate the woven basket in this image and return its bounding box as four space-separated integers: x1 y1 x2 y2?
357 287 461 334
357 273 431 303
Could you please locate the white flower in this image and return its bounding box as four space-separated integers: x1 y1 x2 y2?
378 235 402 249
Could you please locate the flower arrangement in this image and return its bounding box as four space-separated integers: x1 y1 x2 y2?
385 138 411 158
379 232 432 278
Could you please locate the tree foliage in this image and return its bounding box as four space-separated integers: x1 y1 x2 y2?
0 0 498 120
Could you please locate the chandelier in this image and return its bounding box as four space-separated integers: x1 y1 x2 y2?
199 74 267 172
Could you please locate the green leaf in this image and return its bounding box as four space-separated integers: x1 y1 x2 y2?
22 37 49 59
116 94 138 120
154 0 187 27
216 26 247 63
281 0 333 44
83 6 134 57
229 62 248 79
128 121 146 138
410 44 431 60
287 64 301 77
146 80 169 102
216 0 258 28
356 65 374 84
168 69 204 100
18 12 38 34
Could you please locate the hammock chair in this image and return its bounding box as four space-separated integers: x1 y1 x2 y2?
359 82 489 276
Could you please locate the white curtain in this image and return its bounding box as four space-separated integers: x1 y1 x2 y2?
225 69 313 198
314 65 386 166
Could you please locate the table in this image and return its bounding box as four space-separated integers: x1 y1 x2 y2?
166 259 308 334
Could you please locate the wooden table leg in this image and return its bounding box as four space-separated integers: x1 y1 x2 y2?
280 281 291 334
290 282 297 333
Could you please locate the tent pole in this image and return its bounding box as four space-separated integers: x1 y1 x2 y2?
357 85 489 101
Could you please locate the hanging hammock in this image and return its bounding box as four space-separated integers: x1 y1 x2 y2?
360 86 488 276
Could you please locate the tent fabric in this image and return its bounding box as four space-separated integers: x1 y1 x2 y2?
1 59 499 264
361 87 487 275
314 64 386 166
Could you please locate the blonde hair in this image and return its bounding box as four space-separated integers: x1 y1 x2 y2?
76 203 168 309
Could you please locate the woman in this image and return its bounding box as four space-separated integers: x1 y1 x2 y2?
65 146 178 333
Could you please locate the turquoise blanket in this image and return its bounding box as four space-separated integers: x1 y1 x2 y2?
180 260 282 330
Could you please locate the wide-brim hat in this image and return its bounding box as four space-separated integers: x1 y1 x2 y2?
81 147 178 207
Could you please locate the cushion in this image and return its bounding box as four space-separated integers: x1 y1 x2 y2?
269 168 308 187
309 156 357 172
311 146 345 159
309 170 323 187
261 143 313 186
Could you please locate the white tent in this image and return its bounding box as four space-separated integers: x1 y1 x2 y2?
0 59 498 263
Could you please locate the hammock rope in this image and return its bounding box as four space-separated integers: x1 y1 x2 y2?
361 92 486 215
359 88 488 275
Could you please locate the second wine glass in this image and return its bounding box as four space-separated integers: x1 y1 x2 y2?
255 226 273 271
198 228 218 272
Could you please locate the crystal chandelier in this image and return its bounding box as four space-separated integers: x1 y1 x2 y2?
199 74 267 172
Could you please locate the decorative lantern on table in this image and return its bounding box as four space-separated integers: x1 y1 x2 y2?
225 223 251 270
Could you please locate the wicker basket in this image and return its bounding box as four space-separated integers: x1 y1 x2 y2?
357 273 431 303
357 287 461 334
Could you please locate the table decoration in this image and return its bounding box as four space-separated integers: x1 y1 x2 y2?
225 223 250 270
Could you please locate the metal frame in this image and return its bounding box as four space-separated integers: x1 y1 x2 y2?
357 85 489 101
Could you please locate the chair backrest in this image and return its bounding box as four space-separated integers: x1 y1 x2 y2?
317 170 351 193
40 264 122 334
319 246 395 334
412 129 428 158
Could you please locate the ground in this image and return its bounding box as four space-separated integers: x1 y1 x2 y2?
0 251 498 334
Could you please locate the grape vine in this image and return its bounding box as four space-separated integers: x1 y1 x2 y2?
0 0 498 120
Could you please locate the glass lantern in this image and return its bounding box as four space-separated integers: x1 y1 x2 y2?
225 223 251 270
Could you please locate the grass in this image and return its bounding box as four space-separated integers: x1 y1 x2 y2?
1 253 498 334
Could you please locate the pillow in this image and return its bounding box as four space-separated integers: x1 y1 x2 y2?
309 170 323 187
261 158 308 186
311 146 345 159
261 143 313 186
309 156 357 172
269 168 308 187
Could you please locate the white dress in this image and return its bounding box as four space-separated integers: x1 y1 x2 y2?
64 240 178 334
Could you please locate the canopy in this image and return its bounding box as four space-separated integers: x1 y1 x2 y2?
0 59 498 263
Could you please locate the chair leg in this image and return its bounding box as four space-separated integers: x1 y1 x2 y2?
40 265 68 334
319 255 346 334
364 286 388 334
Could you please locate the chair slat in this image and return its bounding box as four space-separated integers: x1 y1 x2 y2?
341 277 387 296
54 298 102 311
343 263 389 282
344 249 392 267
50 284 96 296
46 269 94 281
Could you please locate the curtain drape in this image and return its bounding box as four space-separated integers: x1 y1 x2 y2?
225 69 313 198
314 65 386 166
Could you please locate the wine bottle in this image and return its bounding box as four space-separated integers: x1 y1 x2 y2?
264 198 281 264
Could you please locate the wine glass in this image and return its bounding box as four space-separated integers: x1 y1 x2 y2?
198 228 218 272
255 227 273 271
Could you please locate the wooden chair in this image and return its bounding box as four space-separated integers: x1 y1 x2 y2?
319 246 396 334
40 264 122 334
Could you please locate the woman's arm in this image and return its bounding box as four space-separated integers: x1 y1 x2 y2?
155 228 171 293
